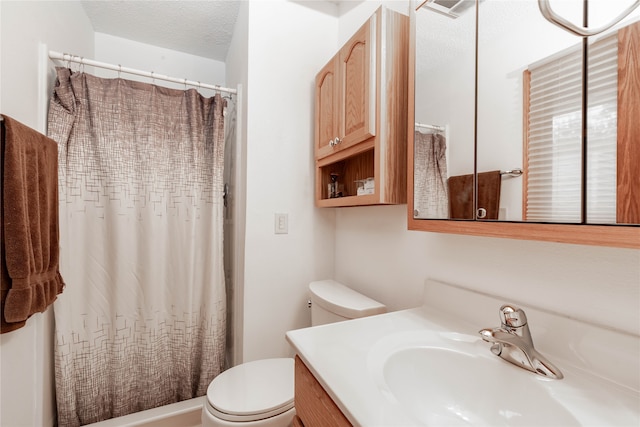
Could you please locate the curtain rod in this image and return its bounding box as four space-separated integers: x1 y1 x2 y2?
49 50 237 95
415 122 446 132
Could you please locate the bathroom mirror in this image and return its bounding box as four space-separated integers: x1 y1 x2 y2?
478 0 640 225
413 0 476 220
408 0 640 247
476 0 584 223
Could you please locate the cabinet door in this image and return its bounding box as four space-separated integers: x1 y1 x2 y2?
315 56 340 159
294 356 352 427
339 14 377 150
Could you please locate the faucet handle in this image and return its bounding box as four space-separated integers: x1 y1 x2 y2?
499 304 528 328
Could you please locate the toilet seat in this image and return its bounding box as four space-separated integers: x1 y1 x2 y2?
206 358 294 422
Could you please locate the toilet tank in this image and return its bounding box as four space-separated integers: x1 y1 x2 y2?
309 280 387 326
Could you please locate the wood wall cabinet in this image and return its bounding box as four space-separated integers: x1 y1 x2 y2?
294 356 352 427
315 7 409 207
315 56 341 160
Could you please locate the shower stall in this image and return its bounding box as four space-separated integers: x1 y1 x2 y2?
45 52 241 426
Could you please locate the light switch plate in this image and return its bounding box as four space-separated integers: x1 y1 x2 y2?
275 213 288 234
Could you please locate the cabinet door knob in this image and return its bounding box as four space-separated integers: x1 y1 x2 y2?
329 137 342 147
477 207 487 219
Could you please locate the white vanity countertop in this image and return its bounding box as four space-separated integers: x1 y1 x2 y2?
287 305 462 426
285 280 640 427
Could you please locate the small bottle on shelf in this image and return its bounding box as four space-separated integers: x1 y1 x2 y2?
329 173 343 198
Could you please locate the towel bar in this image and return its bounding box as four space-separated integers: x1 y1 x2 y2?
501 168 523 177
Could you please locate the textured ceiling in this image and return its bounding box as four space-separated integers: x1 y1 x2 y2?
81 0 241 62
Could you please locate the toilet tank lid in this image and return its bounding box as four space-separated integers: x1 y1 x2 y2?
309 280 386 319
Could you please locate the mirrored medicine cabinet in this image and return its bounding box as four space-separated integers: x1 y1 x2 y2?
408 0 640 248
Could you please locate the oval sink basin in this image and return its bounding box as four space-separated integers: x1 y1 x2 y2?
366 331 637 426
383 345 579 426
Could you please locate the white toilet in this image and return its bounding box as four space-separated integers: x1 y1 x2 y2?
201 279 386 426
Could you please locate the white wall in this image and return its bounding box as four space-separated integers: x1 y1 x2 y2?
0 2 94 426
240 0 338 362
335 205 640 336
337 0 409 44
94 33 226 94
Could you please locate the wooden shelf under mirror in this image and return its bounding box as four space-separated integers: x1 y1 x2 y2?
406 215 640 248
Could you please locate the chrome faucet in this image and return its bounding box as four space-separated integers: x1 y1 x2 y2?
479 304 563 379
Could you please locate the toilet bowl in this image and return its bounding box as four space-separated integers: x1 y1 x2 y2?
202 358 295 427
201 280 386 427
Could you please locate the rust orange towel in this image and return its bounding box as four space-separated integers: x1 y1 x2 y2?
448 170 502 220
1 115 65 333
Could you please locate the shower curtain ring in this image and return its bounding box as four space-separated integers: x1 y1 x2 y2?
184 78 188 89
118 64 121 78
151 71 155 84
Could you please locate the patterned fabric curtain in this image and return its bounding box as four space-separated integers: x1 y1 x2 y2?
413 130 449 218
47 68 227 426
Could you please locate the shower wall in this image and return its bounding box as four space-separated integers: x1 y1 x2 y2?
223 99 238 368
93 33 226 93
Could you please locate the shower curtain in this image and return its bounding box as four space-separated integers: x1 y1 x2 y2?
413 130 449 218
47 68 227 426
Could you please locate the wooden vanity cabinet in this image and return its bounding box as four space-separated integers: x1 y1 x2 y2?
294 356 352 427
315 7 409 207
